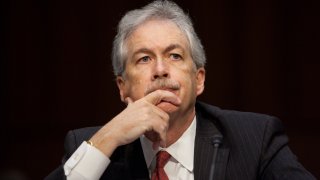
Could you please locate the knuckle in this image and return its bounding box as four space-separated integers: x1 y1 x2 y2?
158 121 168 131
142 124 151 132
161 124 168 132
163 113 169 120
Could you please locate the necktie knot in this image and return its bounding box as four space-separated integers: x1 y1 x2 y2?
156 151 171 168
152 151 171 180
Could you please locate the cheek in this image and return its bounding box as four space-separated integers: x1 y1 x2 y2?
124 65 156 97
125 79 149 99
179 71 198 95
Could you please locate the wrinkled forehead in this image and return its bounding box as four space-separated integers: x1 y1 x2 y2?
124 19 191 55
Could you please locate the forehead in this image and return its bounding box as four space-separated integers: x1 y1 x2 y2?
125 19 190 53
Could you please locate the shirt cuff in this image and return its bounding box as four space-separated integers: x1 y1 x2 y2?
64 141 110 180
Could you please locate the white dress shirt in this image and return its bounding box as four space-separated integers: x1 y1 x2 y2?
64 116 197 180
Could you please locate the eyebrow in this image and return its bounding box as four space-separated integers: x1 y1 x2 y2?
132 44 185 58
132 48 154 58
163 44 184 54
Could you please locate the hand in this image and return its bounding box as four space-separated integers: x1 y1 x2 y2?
89 90 181 157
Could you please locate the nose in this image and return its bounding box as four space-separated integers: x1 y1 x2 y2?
152 59 169 80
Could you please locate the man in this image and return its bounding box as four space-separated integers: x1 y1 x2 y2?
46 1 316 180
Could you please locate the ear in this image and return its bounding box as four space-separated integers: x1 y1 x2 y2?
195 68 205 96
116 76 126 102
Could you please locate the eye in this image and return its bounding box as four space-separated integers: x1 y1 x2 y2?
138 56 151 63
170 53 182 61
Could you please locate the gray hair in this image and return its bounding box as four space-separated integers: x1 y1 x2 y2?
112 0 206 76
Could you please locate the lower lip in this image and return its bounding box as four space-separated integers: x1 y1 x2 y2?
156 101 179 112
157 100 177 107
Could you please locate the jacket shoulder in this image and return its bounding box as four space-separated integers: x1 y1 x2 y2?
196 101 282 130
63 126 101 159
195 101 286 151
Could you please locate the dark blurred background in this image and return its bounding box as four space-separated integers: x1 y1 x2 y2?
1 0 319 179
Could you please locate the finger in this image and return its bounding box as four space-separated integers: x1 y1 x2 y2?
152 141 160 150
149 105 170 122
152 123 168 147
144 90 181 106
148 132 166 149
158 126 167 146
145 121 168 148
145 131 160 142
159 139 167 148
125 97 133 106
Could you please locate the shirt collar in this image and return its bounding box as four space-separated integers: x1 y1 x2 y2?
140 116 197 172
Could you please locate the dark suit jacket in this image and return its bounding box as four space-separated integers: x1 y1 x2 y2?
46 101 316 180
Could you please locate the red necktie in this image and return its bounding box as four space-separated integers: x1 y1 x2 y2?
151 151 171 180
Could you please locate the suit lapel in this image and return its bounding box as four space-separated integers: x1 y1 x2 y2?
194 103 230 180
214 147 229 180
125 139 150 180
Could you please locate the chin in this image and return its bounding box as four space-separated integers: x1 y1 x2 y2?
156 101 179 113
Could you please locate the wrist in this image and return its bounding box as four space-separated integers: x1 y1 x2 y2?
89 133 119 158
